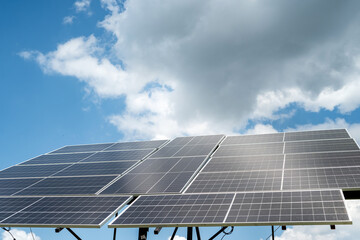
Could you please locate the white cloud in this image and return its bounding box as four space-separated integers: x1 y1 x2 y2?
168 235 186 240
74 0 91 12
21 0 360 139
2 229 40 240
63 16 75 25
245 124 278 135
276 200 360 240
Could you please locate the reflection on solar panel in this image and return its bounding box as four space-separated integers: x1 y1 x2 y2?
223 133 284 145
20 152 93 165
110 190 350 228
214 142 284 157
14 176 117 196
284 139 358 154
105 140 167 151
0 164 71 178
51 143 115 154
0 196 131 228
0 178 43 196
285 129 350 142
80 150 153 163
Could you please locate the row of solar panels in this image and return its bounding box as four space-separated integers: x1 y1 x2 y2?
0 129 358 229
0 190 351 228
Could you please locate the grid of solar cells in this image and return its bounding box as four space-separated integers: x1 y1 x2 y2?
101 157 207 194
14 176 117 196
0 197 41 223
20 152 93 165
203 155 284 172
0 164 71 179
53 161 136 177
285 151 360 169
186 170 282 193
0 178 44 196
80 150 153 163
1 196 131 227
151 135 224 158
110 193 234 227
105 140 167 151
226 190 350 224
284 129 350 142
222 133 284 145
50 143 115 154
283 167 360 190
284 139 358 154
214 142 284 157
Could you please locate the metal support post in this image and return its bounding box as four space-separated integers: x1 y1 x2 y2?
138 228 149 240
154 227 162 235
282 226 286 230
187 227 193 240
209 227 227 240
170 227 178 240
66 228 82 240
271 226 275 240
195 227 201 240
330 225 336 230
113 213 118 240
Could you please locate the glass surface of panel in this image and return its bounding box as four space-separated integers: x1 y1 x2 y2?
20 153 93 165
285 129 350 142
214 142 284 157
0 164 71 179
80 150 153 163
285 139 359 154
223 133 284 145
105 140 168 151
50 143 115 154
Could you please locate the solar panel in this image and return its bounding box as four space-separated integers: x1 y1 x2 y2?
53 161 137 177
214 142 284 157
110 190 350 228
80 150 154 163
0 197 41 223
185 170 282 193
0 178 43 196
284 129 350 142
0 164 71 178
100 157 207 194
14 176 117 196
222 133 284 145
20 152 94 165
226 190 350 224
284 139 358 154
50 143 115 154
105 140 167 151
0 196 131 228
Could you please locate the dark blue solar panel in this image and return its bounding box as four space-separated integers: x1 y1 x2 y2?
50 143 114 154
0 164 71 178
105 140 167 151
0 178 44 196
20 152 93 165
80 150 153 163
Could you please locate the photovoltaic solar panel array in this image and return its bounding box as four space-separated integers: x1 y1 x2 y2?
0 129 358 230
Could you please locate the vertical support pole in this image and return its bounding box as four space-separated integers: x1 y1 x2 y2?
113 213 118 240
271 226 275 240
195 227 201 240
187 227 193 240
170 227 178 240
138 228 148 240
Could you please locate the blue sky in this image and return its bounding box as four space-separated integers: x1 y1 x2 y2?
2 0 360 239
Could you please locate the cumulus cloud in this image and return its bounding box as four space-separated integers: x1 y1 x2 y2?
21 0 360 139
276 200 360 240
2 228 40 240
63 16 75 25
74 0 91 12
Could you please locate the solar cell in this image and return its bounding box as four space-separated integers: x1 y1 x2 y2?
80 150 153 163
110 193 234 227
214 142 284 157
100 157 207 194
226 190 350 224
149 146 183 158
50 143 115 154
188 135 225 145
202 155 284 172
285 151 360 169
285 129 350 142
110 190 350 228
0 196 131 228
0 197 41 223
53 161 136 177
105 140 168 151
222 133 284 145
283 167 360 190
20 152 93 165
284 139 359 154
173 144 217 157
14 176 117 196
185 170 282 193
0 164 71 179
0 178 44 196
